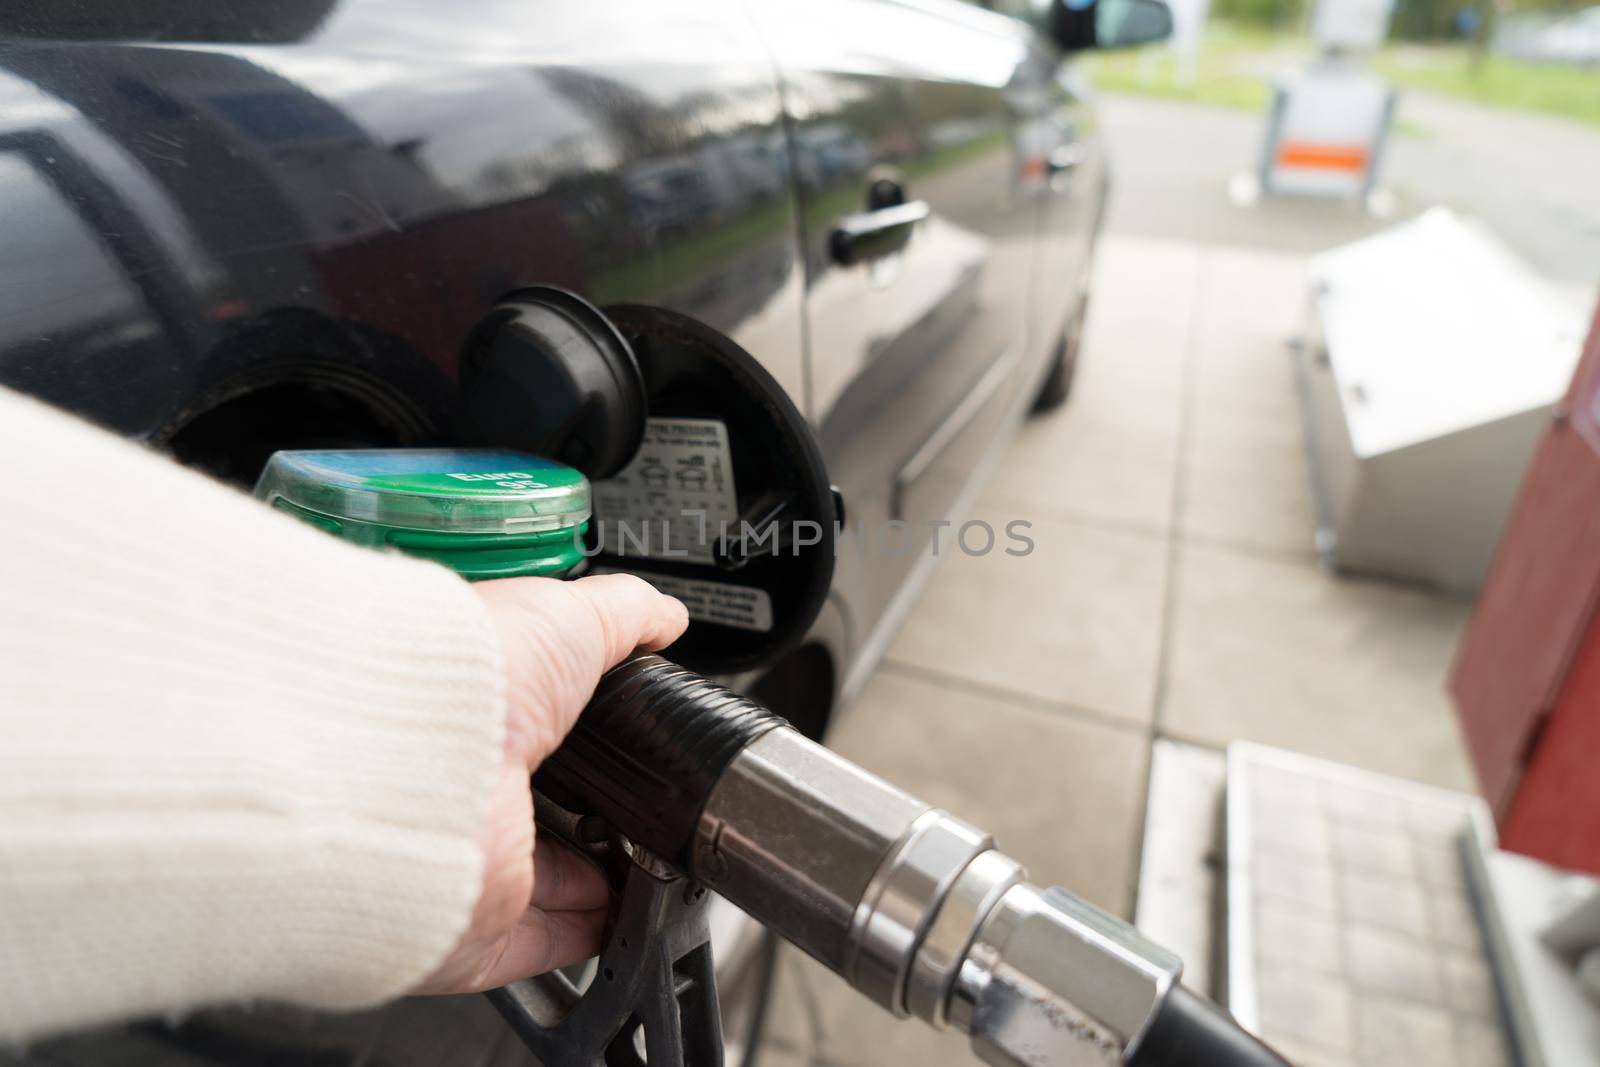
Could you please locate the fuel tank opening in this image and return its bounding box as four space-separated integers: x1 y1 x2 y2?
163 377 432 489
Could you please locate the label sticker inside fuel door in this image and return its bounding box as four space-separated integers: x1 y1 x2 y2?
592 417 738 564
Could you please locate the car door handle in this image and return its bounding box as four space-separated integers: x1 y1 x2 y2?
829 199 930 266
1047 143 1086 175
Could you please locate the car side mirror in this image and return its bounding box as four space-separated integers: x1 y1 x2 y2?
1049 0 1174 51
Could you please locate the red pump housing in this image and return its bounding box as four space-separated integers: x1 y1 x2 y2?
1451 296 1600 875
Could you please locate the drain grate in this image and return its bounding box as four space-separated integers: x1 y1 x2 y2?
1225 743 1511 1067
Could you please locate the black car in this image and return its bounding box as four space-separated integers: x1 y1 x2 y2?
0 0 1169 1062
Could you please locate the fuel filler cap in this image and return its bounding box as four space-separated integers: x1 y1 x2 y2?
460 287 646 481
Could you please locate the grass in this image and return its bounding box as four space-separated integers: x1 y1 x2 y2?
1374 45 1600 126
1081 23 1302 111
1085 22 1600 129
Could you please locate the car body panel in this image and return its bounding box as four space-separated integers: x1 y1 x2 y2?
0 1 1106 1061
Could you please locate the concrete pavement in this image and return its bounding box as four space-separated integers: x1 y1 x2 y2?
754 237 1477 1067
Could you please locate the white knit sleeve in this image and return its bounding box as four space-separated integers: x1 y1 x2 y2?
0 389 506 1042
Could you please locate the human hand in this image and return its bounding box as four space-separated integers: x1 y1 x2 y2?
411 573 688 995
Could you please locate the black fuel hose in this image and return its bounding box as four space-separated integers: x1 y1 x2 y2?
1129 985 1294 1067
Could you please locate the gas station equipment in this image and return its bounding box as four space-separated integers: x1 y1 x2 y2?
1259 66 1394 202
1255 0 1396 204
262 287 1289 1067
1450 295 1600 1066
1297 209 1586 593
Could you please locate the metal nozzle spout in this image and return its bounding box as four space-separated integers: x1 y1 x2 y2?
952 884 1182 1067
692 728 1200 1066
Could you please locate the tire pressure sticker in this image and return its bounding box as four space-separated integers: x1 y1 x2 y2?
592 417 738 564
593 568 774 633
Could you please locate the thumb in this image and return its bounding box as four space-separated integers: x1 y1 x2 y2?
562 573 691 670
474 573 690 767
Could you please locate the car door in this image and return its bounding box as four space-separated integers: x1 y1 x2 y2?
984 1 1107 364
749 0 1061 667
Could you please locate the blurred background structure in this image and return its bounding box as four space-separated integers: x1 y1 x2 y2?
755 3 1600 1065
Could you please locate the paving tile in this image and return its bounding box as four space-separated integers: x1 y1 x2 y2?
1440 949 1501 1019
1331 821 1416 881
1405 798 1478 837
1410 830 1472 893
827 669 1149 914
978 372 1180 535
1251 761 1326 810
1410 819 1470 855
1255 968 1354 1053
1162 542 1477 789
1339 869 1428 936
1454 1015 1514 1067
1320 779 1410 828
1078 236 1202 391
1255 899 1344 976
1352 995 1455 1067
768 945 973 1067
1424 889 1486 954
1249 789 1332 860
1197 242 1312 324
1179 247 1318 555
1414 840 1471 895
979 238 1194 535
1253 851 1339 914
1342 925 1443 1004
1183 290 1305 408
1420 857 1465 908
1181 384 1318 557
885 510 1168 726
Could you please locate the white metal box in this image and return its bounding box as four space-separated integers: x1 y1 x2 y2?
1298 209 1586 593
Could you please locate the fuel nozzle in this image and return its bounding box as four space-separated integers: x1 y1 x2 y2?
539 656 1292 1067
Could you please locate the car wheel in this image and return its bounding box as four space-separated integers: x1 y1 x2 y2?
1031 297 1087 415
